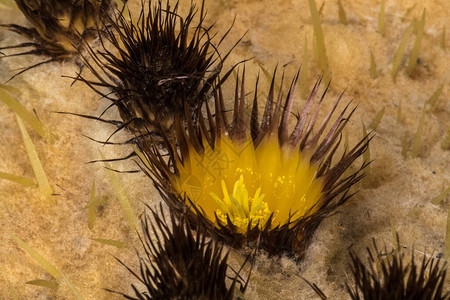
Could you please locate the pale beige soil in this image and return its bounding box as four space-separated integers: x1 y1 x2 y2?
0 0 449 299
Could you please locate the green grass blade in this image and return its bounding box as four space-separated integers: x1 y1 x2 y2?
16 115 53 201
389 217 399 252
401 132 409 158
402 3 417 21
362 124 370 169
442 128 450 150
369 50 378 79
407 9 426 75
0 0 17 9
446 208 450 260
114 0 125 10
87 181 96 230
255 61 282 92
369 106 385 130
100 151 138 236
318 1 325 15
378 0 386 36
0 171 36 186
308 0 329 79
337 0 348 25
6 279 19 300
392 18 416 81
431 186 450 205
26 279 59 289
8 231 85 300
0 84 21 95
8 231 62 279
299 36 310 99
84 183 105 231
397 100 403 124
0 87 54 142
343 128 349 151
132 145 152 170
411 104 426 158
91 238 128 248
426 84 443 112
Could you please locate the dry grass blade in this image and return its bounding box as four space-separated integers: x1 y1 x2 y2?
9 284 19 300
9 233 63 279
7 231 85 300
401 132 409 158
442 128 450 150
318 1 325 15
338 0 348 25
402 3 417 21
26 279 59 289
309 0 329 79
392 18 416 81
257 61 281 92
378 0 386 36
431 186 450 205
369 50 378 79
446 209 450 260
0 171 36 186
299 36 310 99
0 87 53 142
411 104 426 157
86 181 96 229
16 115 53 201
3 276 19 300
0 84 21 95
344 127 349 150
362 124 370 170
389 218 399 251
441 26 446 50
397 100 403 123
0 0 17 9
100 151 138 236
91 238 127 248
407 9 426 75
132 145 151 170
368 106 385 130
426 84 443 112
113 0 125 10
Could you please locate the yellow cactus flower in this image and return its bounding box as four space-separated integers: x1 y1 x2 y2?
141 69 370 256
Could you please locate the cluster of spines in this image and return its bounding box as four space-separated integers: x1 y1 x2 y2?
108 205 250 300
0 0 121 80
346 237 449 300
76 0 241 141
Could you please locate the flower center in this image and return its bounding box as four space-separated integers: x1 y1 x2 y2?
210 175 271 233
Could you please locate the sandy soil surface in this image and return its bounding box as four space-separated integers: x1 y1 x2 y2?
0 0 449 299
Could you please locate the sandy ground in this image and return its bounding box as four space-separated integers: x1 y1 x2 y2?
0 0 449 299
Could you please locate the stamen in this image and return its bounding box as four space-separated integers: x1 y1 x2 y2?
211 175 270 233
